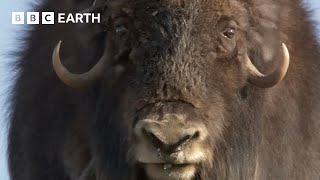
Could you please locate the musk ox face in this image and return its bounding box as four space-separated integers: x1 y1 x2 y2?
52 0 289 179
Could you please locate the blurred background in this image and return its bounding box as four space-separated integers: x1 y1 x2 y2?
0 0 319 179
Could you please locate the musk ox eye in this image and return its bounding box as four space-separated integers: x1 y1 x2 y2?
223 27 236 39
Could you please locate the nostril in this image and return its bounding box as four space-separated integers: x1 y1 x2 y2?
171 131 199 150
176 134 192 147
142 128 165 149
168 134 191 152
193 131 200 139
141 128 201 154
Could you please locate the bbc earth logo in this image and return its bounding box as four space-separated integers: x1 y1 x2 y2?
12 12 101 24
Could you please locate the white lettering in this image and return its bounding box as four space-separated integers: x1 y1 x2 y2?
92 13 100 23
13 12 101 24
75 13 84 23
66 13 75 23
58 13 65 23
83 13 91 23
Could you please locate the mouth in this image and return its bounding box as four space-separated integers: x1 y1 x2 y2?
132 130 211 180
142 163 197 180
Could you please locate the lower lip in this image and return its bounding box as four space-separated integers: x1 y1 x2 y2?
143 163 196 180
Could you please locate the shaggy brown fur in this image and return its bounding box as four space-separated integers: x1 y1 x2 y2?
8 0 320 180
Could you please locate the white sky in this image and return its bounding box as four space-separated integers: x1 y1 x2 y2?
0 0 319 180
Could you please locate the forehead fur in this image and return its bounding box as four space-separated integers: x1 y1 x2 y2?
107 0 248 17
106 0 251 35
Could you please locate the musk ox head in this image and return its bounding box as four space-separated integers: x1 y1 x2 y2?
52 0 289 179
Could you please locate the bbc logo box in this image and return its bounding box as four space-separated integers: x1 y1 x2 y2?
12 12 25 24
12 12 55 24
26 12 40 24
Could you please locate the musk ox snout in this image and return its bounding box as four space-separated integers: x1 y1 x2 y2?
132 113 210 180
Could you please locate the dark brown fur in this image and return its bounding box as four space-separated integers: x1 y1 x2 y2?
8 0 320 180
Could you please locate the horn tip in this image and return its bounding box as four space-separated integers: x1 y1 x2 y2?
281 43 290 61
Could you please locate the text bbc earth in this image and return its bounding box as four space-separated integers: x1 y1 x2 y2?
12 12 101 24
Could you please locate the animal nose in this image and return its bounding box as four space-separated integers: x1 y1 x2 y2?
142 128 199 154
134 114 208 154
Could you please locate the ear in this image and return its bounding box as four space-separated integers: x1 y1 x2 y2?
240 1 290 88
247 1 283 74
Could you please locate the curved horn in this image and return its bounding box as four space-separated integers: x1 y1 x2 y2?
246 43 290 88
52 41 111 88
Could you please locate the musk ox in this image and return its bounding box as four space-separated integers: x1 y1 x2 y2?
8 0 320 179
